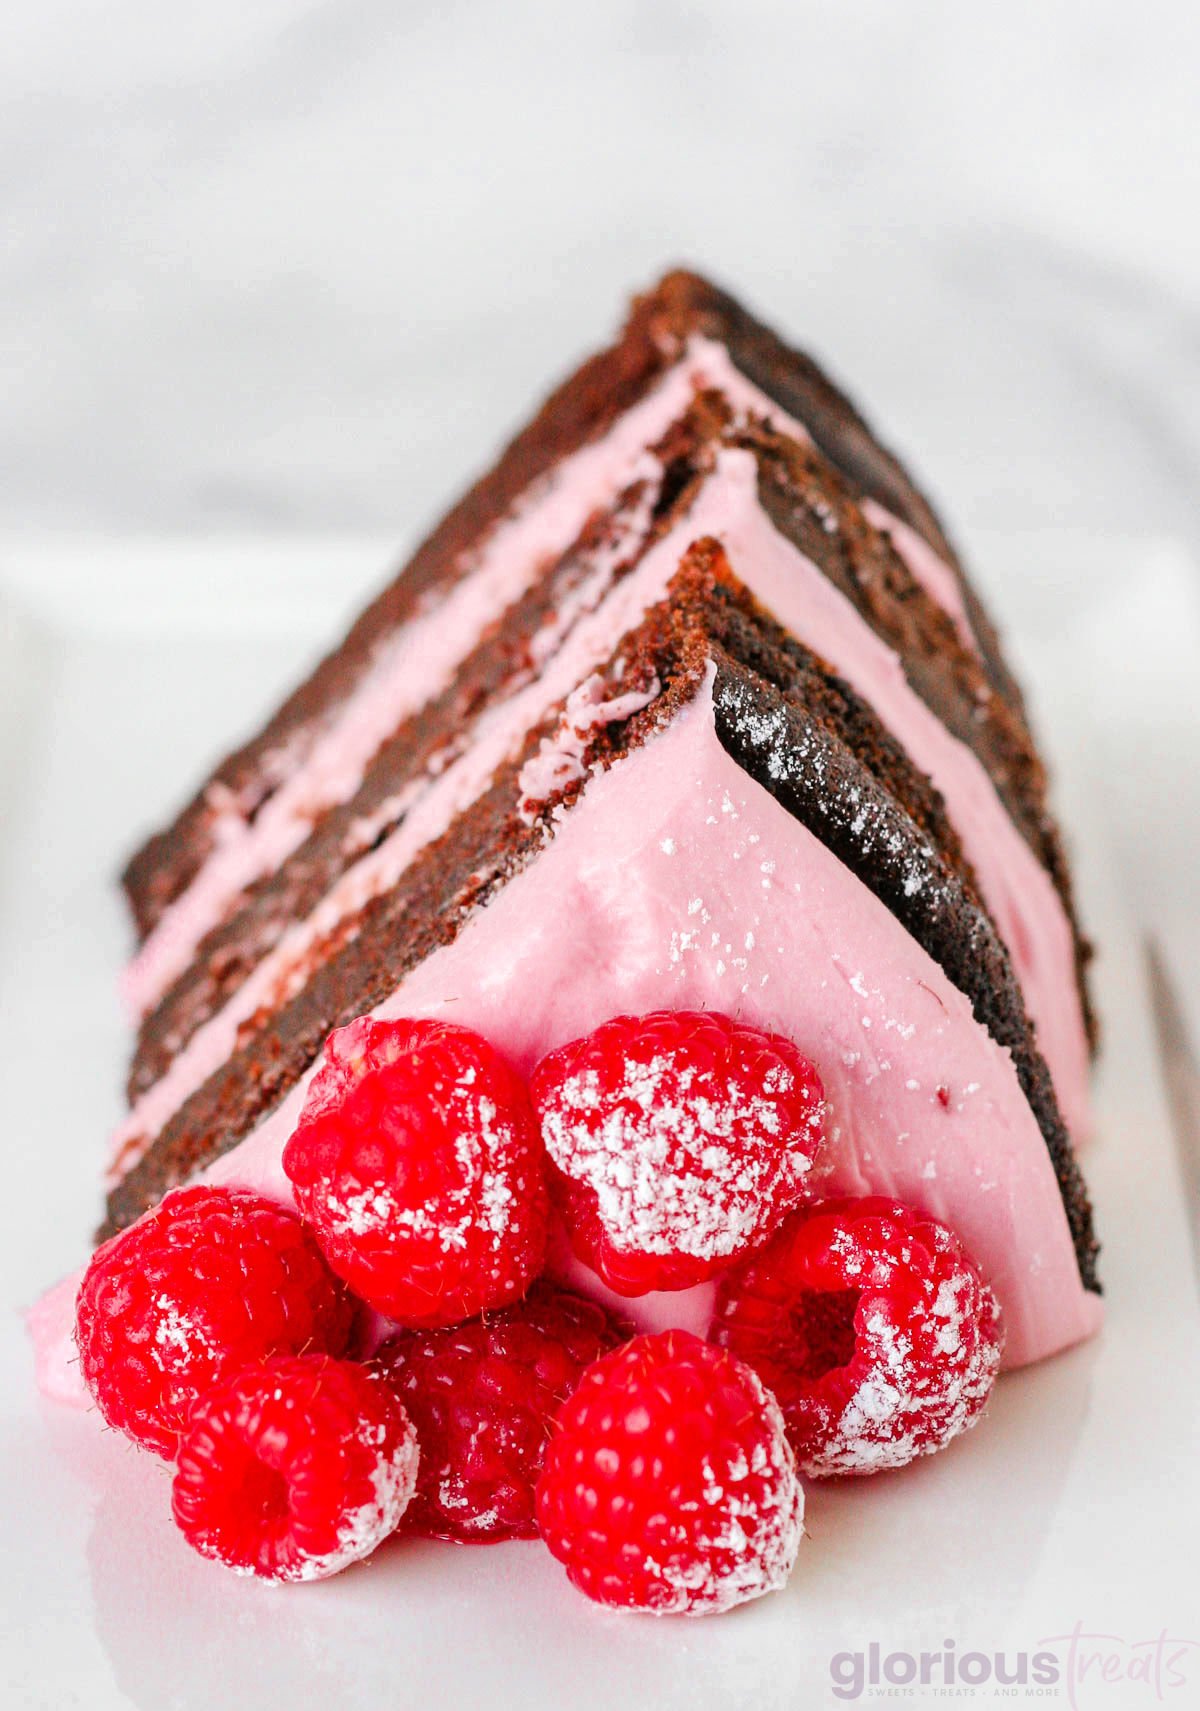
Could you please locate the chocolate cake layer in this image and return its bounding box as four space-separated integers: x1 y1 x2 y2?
639 272 1028 720
122 395 1093 1160
104 549 1099 1302
698 562 1096 1288
124 474 664 1103
121 270 1026 942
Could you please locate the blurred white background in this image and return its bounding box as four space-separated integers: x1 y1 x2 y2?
2 0 1198 551
1 0 1197 1014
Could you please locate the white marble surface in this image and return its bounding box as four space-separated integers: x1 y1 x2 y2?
1 0 1198 553
2 4 1197 1008
3 1 1196 1006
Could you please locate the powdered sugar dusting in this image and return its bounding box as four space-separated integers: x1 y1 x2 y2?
539 1044 824 1265
714 678 954 916
648 1370 804 1616
804 1226 1002 1477
269 1415 419 1584
151 1295 220 1365
322 1089 518 1257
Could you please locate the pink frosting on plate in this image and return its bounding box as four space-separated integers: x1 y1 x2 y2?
30 673 1100 1401
26 1271 89 1409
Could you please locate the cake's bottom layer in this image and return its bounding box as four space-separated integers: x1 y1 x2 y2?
193 672 1099 1368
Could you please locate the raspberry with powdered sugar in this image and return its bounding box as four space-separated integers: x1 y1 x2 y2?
530 1009 827 1295
711 1197 1004 1477
172 1354 418 1582
74 1185 355 1458
282 1017 549 1326
535 1329 805 1615
376 1281 630 1542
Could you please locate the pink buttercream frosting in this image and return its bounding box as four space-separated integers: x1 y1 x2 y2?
121 340 781 1017
121 339 973 1021
191 675 1103 1368
31 673 1100 1403
110 446 1089 1178
861 499 978 656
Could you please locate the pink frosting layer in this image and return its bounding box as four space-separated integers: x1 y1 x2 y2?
860 499 979 655
121 339 760 1016
112 445 1090 1173
122 338 972 1020
31 673 1099 1403
199 673 1100 1368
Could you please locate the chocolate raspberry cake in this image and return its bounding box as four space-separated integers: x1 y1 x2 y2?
32 271 1101 1609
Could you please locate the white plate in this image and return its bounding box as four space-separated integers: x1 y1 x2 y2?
2 539 1199 1711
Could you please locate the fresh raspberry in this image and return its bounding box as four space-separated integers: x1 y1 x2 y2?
535 1329 804 1615
376 1282 629 1542
711 1197 1004 1477
75 1185 355 1458
530 1010 826 1295
282 1017 548 1326
172 1354 418 1581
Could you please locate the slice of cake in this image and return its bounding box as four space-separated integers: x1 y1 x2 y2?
35 271 1101 1611
117 274 1094 1155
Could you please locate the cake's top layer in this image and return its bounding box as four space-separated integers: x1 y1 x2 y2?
119 270 1032 948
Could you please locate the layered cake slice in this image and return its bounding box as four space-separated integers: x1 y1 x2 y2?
36 273 1101 1610
118 273 1094 1155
